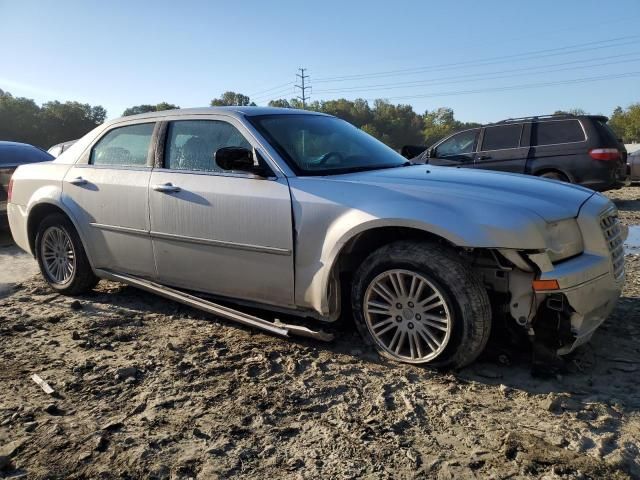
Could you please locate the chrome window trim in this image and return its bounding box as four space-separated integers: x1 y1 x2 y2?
73 164 152 172
151 166 276 181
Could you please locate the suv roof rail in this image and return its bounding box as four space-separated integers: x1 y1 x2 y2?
495 113 579 124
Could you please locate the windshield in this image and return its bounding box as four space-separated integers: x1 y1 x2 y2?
249 114 408 175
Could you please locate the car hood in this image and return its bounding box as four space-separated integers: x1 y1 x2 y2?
330 165 595 223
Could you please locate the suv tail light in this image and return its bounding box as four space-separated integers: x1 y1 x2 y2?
589 148 620 161
7 177 13 202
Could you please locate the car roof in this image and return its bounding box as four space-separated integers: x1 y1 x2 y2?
485 114 608 127
0 141 39 149
110 106 331 125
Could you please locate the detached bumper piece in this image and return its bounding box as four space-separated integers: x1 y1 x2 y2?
95 269 334 342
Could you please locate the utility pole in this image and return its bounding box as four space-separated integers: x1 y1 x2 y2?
295 68 311 108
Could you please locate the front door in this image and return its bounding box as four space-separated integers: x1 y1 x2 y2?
474 123 528 174
429 129 479 168
148 118 295 306
62 122 156 278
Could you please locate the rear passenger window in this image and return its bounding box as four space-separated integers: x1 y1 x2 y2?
165 120 251 172
533 120 585 146
91 123 154 167
481 124 522 151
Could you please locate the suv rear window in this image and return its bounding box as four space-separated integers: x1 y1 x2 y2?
533 120 585 146
481 124 522 151
593 119 620 146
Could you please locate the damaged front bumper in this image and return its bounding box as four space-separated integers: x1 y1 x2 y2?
527 195 626 355
536 254 623 354
499 193 627 355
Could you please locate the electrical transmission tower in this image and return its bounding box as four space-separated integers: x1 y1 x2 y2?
295 68 311 108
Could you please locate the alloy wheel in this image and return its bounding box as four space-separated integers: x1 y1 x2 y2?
41 226 76 284
363 269 452 363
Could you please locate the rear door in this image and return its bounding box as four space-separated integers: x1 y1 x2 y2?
62 121 157 277
528 119 587 179
148 117 295 306
429 129 479 168
474 123 527 173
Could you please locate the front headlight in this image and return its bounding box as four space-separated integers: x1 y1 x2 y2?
545 219 583 262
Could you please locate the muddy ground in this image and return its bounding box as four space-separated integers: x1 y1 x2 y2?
0 187 639 479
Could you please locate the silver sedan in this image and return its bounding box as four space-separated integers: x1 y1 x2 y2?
7 107 626 367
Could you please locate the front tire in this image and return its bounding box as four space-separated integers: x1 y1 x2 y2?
35 213 98 295
351 241 491 369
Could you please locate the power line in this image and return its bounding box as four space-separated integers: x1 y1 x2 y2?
248 81 293 98
313 35 640 84
362 71 640 102
252 86 296 103
312 53 640 95
295 68 311 108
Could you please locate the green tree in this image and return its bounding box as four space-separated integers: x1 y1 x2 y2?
609 104 640 143
422 107 480 146
268 99 291 108
369 100 423 149
39 101 107 147
0 91 106 148
210 91 256 107
553 108 587 116
122 102 179 116
0 90 43 146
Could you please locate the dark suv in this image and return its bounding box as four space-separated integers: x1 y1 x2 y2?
416 114 629 191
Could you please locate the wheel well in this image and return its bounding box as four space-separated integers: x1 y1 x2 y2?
27 204 69 254
329 227 458 318
334 227 457 277
534 168 571 182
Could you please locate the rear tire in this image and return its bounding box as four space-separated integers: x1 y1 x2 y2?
539 171 569 182
35 213 98 295
351 241 491 369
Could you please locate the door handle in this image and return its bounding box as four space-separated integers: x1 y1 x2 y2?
477 155 492 161
68 176 88 185
152 183 181 193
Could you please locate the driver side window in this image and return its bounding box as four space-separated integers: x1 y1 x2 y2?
435 129 479 159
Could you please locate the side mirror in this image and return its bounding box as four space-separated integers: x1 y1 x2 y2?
215 147 267 176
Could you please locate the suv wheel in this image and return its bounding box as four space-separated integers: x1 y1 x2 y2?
351 241 491 369
35 213 98 294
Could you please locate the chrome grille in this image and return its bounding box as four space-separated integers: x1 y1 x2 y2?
600 210 625 280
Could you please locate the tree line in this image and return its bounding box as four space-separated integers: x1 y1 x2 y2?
0 88 106 149
2 87 639 151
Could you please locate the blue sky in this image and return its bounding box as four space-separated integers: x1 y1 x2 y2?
1 0 639 123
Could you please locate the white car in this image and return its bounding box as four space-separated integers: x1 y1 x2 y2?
629 149 640 180
7 107 627 367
